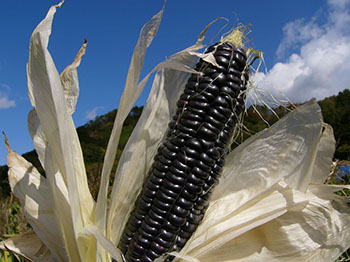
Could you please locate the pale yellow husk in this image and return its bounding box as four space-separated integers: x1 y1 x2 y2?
1 1 350 262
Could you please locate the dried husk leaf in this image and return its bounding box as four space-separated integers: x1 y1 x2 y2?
26 3 95 260
60 39 87 115
183 185 350 262
172 102 350 261
97 2 165 243
211 101 323 204
79 224 124 262
0 231 51 262
3 144 67 261
310 123 336 184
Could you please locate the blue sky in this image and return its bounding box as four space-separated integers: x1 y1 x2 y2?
0 0 349 165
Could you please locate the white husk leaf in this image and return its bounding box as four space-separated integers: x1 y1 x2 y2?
26 2 95 261
171 102 350 261
310 123 336 184
27 109 47 168
60 39 87 115
180 185 350 262
96 0 166 243
3 144 66 261
0 231 51 261
212 101 323 202
79 224 124 262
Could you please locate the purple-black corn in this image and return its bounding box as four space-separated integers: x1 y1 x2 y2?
118 39 250 262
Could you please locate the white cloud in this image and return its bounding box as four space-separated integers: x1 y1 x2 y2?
0 84 15 109
85 106 104 120
276 18 324 59
254 0 350 103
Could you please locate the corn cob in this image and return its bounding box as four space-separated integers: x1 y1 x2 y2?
118 38 249 262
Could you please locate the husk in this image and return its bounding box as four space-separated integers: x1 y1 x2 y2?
3 142 67 261
26 2 94 260
171 102 350 261
0 231 51 262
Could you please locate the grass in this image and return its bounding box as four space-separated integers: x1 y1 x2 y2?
0 195 30 262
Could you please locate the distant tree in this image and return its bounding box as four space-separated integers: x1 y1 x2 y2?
319 89 350 160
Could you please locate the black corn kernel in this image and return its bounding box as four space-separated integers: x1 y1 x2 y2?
153 198 171 212
180 118 201 129
187 173 205 186
176 196 194 210
150 174 163 185
203 122 221 135
196 160 211 173
208 107 227 122
198 138 215 151
154 161 168 172
178 124 196 136
156 190 175 204
163 179 183 193
155 237 173 248
206 147 221 160
177 153 196 167
212 72 227 85
172 159 189 172
215 50 232 58
164 221 180 233
181 188 198 201
160 186 178 199
183 146 200 159
199 152 215 166
192 166 210 179
185 138 202 152
202 66 217 75
185 182 203 195
165 171 186 185
171 205 191 218
182 110 203 121
151 242 168 255
206 115 225 129
168 213 187 227
198 125 217 140
159 228 176 242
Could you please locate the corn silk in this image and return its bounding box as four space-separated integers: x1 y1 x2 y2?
1 2 350 262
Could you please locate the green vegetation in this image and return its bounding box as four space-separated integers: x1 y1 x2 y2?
0 90 349 261
319 89 350 160
0 196 30 262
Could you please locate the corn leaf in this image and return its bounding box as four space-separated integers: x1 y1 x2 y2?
174 101 350 261
4 144 67 261
87 6 166 262
27 108 81 262
27 109 46 168
211 101 323 203
0 231 51 262
79 224 124 262
60 39 87 115
179 182 308 260
26 2 95 260
310 123 336 184
184 185 350 262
